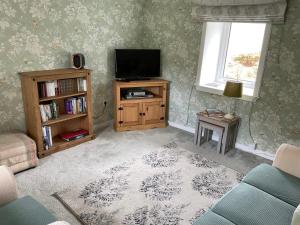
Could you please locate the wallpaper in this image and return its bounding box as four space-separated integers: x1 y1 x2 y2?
0 0 299 154
141 0 300 153
0 0 144 132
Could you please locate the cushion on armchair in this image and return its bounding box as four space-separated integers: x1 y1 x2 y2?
0 196 56 225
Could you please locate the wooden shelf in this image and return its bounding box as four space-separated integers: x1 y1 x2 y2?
42 113 87 126
114 79 168 132
39 92 87 102
41 134 95 157
20 68 94 158
120 95 163 103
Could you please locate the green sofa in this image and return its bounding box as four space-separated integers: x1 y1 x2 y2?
193 144 300 225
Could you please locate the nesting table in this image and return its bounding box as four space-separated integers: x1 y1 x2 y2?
194 112 240 154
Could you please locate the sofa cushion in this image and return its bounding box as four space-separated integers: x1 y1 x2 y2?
212 183 295 225
193 210 236 225
242 164 300 207
0 196 56 225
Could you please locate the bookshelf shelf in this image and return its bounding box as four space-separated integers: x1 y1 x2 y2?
42 113 87 126
19 68 95 158
39 92 87 103
43 134 95 157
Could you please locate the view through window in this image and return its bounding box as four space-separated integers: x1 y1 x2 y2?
222 23 266 88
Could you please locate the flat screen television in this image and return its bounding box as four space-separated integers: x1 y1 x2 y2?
115 49 161 80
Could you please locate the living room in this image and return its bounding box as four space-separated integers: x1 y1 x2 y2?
0 0 299 225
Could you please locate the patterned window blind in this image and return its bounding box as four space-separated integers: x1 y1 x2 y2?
192 0 287 24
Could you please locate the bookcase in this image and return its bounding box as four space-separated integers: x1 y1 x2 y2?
19 69 95 158
113 79 169 132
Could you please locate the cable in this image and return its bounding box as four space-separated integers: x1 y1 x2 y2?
93 101 107 119
185 78 197 125
248 101 256 145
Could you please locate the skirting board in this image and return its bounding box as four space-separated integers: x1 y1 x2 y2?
168 121 275 161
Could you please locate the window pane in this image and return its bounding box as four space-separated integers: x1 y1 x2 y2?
223 23 266 84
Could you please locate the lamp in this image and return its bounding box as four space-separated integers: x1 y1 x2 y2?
223 81 243 120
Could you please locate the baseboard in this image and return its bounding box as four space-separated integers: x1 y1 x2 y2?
94 120 113 132
168 121 275 161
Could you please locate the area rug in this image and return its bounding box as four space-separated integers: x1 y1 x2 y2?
53 142 242 225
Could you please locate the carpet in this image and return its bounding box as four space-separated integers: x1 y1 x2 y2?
53 142 242 225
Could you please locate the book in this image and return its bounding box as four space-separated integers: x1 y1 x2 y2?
42 126 53 150
39 101 59 122
203 109 225 118
64 97 86 114
60 129 88 142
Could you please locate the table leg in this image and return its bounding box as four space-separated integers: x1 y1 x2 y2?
221 126 228 155
197 125 203 147
194 119 200 145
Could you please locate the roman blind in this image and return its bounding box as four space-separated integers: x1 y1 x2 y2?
192 0 287 24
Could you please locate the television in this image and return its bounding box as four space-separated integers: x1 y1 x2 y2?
115 49 161 80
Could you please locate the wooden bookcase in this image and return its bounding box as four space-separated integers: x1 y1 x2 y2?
19 68 95 158
113 79 169 132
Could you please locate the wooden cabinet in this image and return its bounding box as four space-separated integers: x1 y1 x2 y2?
119 103 142 127
114 80 168 132
143 102 165 125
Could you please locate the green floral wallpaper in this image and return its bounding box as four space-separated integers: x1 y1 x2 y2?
141 0 300 153
0 0 144 132
0 0 299 154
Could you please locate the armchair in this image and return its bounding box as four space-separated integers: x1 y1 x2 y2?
0 166 70 225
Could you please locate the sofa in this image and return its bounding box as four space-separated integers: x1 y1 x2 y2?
0 165 69 225
193 144 300 225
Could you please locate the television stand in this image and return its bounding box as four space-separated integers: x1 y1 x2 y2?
113 79 169 132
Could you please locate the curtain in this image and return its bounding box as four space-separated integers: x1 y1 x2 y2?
192 0 287 24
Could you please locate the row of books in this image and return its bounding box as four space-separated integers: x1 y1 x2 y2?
65 97 87 114
40 101 59 123
42 126 53 150
38 78 87 98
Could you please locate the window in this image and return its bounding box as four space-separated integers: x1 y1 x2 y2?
196 22 271 101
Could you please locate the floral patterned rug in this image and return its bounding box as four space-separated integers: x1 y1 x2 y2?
53 142 242 225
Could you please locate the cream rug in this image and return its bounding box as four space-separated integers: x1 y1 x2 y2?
53 142 242 225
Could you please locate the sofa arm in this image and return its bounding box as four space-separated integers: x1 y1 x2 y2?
0 166 18 206
273 144 300 179
48 221 70 225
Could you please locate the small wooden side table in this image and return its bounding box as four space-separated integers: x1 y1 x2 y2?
194 112 240 154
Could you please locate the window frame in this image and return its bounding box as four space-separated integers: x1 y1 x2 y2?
196 22 272 102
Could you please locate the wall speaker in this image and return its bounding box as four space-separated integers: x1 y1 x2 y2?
72 53 85 69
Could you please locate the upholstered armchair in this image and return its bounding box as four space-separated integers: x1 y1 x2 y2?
0 165 69 225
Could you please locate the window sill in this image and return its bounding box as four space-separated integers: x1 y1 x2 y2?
196 84 258 102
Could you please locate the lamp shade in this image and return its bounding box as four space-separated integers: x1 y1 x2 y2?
223 81 243 98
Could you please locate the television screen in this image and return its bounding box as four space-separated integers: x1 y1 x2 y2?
115 49 161 79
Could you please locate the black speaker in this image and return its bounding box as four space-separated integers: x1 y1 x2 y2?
72 53 85 69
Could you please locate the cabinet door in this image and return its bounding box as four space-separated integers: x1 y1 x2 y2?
119 103 142 127
143 102 165 125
